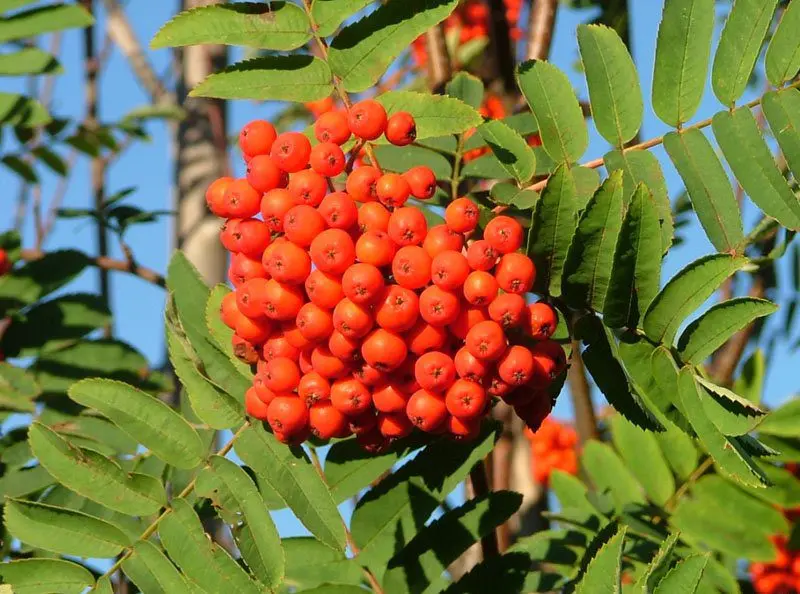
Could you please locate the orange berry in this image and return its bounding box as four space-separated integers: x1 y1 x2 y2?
318 192 358 230
406 389 448 432
206 176 233 217
315 110 351 145
246 155 286 194
385 111 416 146
527 302 558 340
405 319 448 356
346 165 381 202
423 225 464 258
361 329 408 371
387 206 428 246
262 357 301 393
444 197 479 233
374 285 419 332
378 412 414 438
454 346 491 383
352 361 385 387
234 314 272 345
224 178 261 218
305 270 344 310
311 344 351 379
465 320 507 361
431 250 470 290
450 305 489 340
262 332 300 361
288 169 327 207
484 215 524 254
220 291 241 329
447 415 481 440
348 99 387 140
309 401 348 439
332 298 374 338
328 329 361 362
270 131 311 172
358 201 391 232
419 285 461 326
330 378 372 416
236 277 269 319
373 383 409 413
284 204 327 247
262 279 305 321
495 252 536 294
264 240 311 285
267 395 308 435
376 173 411 208
342 262 385 305
445 379 488 420
404 165 437 200
239 120 277 157
296 302 334 342
310 229 356 275
260 188 298 233
392 245 432 290
497 345 536 386
356 230 396 267
463 270 499 305
298 371 332 406
414 351 456 393
245 387 270 420
309 141 346 177
488 293 526 329
466 239 498 271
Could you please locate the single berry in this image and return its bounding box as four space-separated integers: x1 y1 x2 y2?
270 132 312 172
240 120 277 157
385 111 416 146
445 197 479 233
348 99 388 140
315 110 351 145
309 142 346 177
404 165 437 200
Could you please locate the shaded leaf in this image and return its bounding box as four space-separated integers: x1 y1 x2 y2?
635 532 680 593
654 554 709 594
0 362 39 412
713 107 800 230
0 464 52 498
652 0 714 126
0 47 60 76
517 60 588 164
443 552 532 594
573 525 626 594
762 88 800 183
577 24 642 145
4 499 129 558
29 423 166 516
643 254 748 345
67 378 205 469
122 541 192 594
151 1 310 50
445 71 484 108
528 164 577 296
581 441 645 509
603 185 662 329
192 55 333 102
562 172 624 311
283 537 363 591
711 0 778 105
328 0 459 92
373 144 452 180
0 250 90 307
0 92 49 127
312 0 375 37
0 3 93 43
676 369 769 487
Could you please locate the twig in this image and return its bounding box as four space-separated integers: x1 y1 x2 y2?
424 23 452 93
525 0 558 61
664 457 713 513
451 134 466 201
469 459 500 558
20 248 165 287
96 422 251 586
307 447 386 594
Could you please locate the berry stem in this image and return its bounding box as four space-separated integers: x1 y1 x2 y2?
307 446 386 594
94 421 251 585
301 0 383 174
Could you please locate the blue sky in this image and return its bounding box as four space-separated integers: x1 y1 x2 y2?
2 4 796 429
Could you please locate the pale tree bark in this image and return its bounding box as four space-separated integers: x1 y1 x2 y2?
173 0 229 286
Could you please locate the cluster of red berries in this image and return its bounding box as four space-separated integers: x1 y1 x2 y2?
751 464 800 594
0 250 10 276
411 0 524 67
524 416 578 484
207 99 564 452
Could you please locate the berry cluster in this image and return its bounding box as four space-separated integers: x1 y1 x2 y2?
208 99 564 452
524 417 578 484
0 250 10 276
411 0 524 67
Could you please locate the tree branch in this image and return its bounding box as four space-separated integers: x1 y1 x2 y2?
525 0 558 61
424 24 452 93
470 459 500 558
568 339 599 443
487 0 516 93
20 248 165 288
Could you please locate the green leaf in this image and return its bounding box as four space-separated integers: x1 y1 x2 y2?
0 465 52 498
122 541 192 594
635 532 680 593
166 326 244 430
67 378 205 469
0 47 60 75
324 436 423 503
765 0 800 86
312 0 374 37
122 104 187 123
328 0 458 92
0 362 39 412
1 293 111 357
676 369 769 487
654 554 709 594
734 349 765 405
550 471 601 518
712 108 800 230
385 491 522 594
478 120 536 185
603 149 672 253
235 423 346 552
445 72 484 108
4 499 129 558
643 254 748 345
750 397 800 437
577 24 642 146
0 250 90 307
351 425 498 574
443 552 533 593
0 3 93 43
191 55 333 102
205 285 252 379
528 164 578 296
762 89 800 183
29 422 167 516
94 576 113 594
677 298 777 364
603 185 662 329
578 317 662 431
377 91 482 139
0 559 94 594
574 525 626 594
663 130 744 253
652 0 714 126
490 183 539 210
283 537 363 590
610 415 675 506
571 165 601 210
32 145 67 176
562 172 625 311
197 456 284 589
671 475 785 560
712 0 778 105
581 441 645 509
517 60 588 164
741 465 800 508
655 425 699 481
159 498 260 594
151 1 310 50
373 144 452 180
0 92 50 127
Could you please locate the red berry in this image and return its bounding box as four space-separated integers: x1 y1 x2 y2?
310 142 346 177
270 132 312 172
240 120 277 157
246 155 286 193
348 99 388 140
376 173 411 208
267 395 308 435
445 197 479 233
406 389 448 432
206 176 233 217
223 179 261 218
315 110 351 145
484 215 524 254
527 302 558 340
385 111 416 146
404 166 437 200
